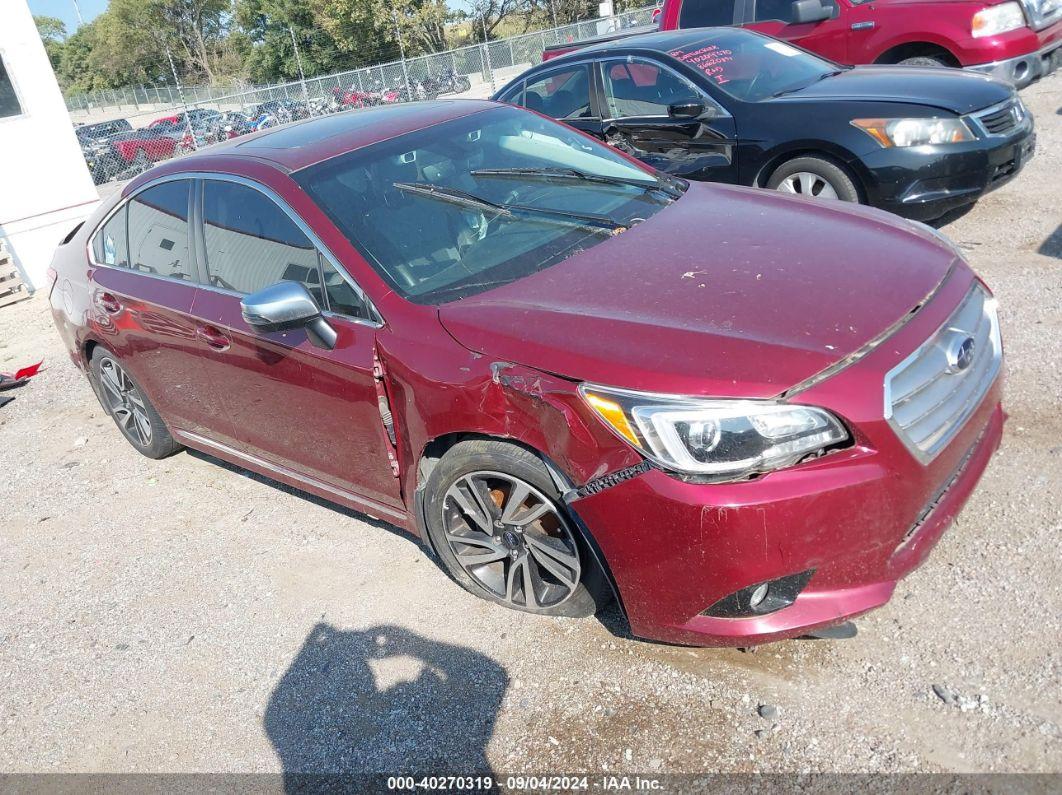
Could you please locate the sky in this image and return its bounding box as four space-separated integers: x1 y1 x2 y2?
27 0 110 33
27 0 477 36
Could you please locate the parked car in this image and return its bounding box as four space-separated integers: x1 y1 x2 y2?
75 118 133 148
84 128 179 184
549 0 1062 89
48 100 1004 647
501 27 1036 223
76 119 137 184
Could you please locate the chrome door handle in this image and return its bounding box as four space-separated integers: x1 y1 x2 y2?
196 324 230 351
96 292 123 315
851 21 875 30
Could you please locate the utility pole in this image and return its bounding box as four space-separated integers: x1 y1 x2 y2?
289 27 313 112
166 48 197 153
392 7 413 101
71 0 84 25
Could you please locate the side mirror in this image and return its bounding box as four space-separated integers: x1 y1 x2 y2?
668 100 706 120
241 281 337 350
792 0 833 24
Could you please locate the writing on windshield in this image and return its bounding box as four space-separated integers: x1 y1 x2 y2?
669 45 735 86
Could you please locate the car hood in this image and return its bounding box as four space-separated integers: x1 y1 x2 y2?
776 65 1013 115
438 183 962 398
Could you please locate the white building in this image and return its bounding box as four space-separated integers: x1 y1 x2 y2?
1 0 98 291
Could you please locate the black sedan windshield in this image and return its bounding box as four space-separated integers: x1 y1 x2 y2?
667 30 839 102
295 106 674 304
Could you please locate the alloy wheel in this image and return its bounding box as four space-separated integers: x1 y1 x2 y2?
98 358 153 446
776 172 840 199
442 471 581 609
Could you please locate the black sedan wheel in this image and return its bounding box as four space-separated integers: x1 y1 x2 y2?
767 156 860 203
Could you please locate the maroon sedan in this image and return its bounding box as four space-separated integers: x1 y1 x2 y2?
47 100 1004 646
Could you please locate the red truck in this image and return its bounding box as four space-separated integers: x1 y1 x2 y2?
545 0 1062 88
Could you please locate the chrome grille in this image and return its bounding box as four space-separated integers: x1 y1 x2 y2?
884 285 1002 463
973 98 1026 137
1021 0 1062 30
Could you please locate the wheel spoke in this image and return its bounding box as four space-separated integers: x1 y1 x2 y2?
100 365 124 403
113 406 133 428
455 547 507 566
521 554 539 608
126 391 146 410
526 537 579 588
132 409 152 443
447 480 492 533
445 530 497 550
500 481 550 526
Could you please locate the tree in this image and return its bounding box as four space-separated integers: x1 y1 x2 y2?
34 15 67 72
236 0 345 82
465 0 529 40
319 0 454 66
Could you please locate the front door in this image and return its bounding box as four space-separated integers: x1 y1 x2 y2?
595 58 740 184
743 0 850 63
189 177 403 510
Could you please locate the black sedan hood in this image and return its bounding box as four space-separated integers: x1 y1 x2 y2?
776 65 1013 115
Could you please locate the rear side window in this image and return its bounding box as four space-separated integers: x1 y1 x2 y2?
678 0 740 27
127 180 195 281
93 209 129 267
521 66 593 120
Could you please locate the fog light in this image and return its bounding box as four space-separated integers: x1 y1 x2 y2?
701 570 815 618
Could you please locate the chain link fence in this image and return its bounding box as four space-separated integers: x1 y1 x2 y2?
74 6 657 186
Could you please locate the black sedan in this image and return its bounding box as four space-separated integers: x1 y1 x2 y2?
493 28 1036 224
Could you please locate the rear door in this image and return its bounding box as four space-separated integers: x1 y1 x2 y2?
189 176 403 510
595 57 739 183
87 178 233 442
743 0 849 62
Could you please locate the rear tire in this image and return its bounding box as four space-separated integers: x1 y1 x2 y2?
423 440 610 618
767 156 861 203
89 348 182 459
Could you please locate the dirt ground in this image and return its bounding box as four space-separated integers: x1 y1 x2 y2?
1 75 1059 781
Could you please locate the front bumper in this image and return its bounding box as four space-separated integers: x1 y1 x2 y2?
853 125 1036 222
966 37 1062 89
569 274 1005 646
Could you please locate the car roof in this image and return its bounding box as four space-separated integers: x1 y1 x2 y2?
165 99 499 173
542 27 753 64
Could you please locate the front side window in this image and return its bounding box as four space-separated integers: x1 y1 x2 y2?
127 180 195 281
93 207 129 267
201 180 372 319
520 66 593 120
752 0 837 22
295 106 673 305
678 0 739 28
203 180 321 300
0 55 24 119
601 60 704 119
667 29 838 102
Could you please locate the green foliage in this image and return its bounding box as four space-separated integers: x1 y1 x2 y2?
236 0 346 82
34 15 68 72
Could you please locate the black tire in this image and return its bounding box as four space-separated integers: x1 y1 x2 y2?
423 440 611 618
766 156 861 203
898 55 949 68
89 348 182 459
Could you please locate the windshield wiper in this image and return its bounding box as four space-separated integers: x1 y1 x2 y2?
470 166 683 201
392 182 627 233
769 69 845 99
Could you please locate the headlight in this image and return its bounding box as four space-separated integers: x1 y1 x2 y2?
579 385 849 479
852 117 976 147
972 2 1026 37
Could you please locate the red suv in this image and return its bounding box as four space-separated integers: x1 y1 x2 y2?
553 0 1062 88
48 101 1004 646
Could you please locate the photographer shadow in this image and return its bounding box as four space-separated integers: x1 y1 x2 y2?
265 623 507 790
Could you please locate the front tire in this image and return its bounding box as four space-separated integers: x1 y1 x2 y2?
89 348 182 459
898 55 949 68
423 440 609 618
767 156 860 203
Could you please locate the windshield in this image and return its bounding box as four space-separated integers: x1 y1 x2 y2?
668 30 839 103
295 106 675 304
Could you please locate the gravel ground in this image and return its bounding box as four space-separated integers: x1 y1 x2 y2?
1 76 1060 779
